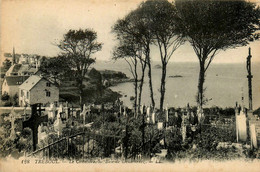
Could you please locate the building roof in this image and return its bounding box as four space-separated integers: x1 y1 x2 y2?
19 75 43 91
6 64 21 75
19 64 38 74
19 75 58 91
6 64 38 76
253 107 260 115
5 76 30 86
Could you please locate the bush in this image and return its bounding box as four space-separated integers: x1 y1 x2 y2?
12 94 19 106
1 93 10 101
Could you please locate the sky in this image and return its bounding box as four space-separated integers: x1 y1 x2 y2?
1 0 260 64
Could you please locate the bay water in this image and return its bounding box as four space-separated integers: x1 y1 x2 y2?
94 60 260 109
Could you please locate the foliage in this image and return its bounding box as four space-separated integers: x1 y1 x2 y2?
175 0 260 109
2 59 12 72
0 116 33 158
166 122 238 161
1 92 10 101
113 0 157 108
88 68 103 97
12 93 19 106
39 56 70 81
57 29 102 107
141 0 184 111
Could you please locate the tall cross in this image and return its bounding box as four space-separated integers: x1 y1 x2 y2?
246 47 253 110
23 104 48 151
4 107 21 139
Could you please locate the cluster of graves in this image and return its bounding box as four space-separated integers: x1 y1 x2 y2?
1 102 205 153
1 98 259 158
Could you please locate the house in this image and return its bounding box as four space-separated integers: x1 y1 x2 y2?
19 75 59 107
1 76 29 97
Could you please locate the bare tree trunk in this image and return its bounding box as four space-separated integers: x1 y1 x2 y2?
160 63 167 111
147 51 155 108
134 57 138 116
137 60 147 114
197 61 205 109
79 88 83 110
78 78 84 110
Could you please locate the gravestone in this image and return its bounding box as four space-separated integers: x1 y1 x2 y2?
54 112 64 137
123 106 127 117
140 105 144 115
250 124 257 148
80 104 87 125
147 106 151 117
4 107 21 139
197 106 205 124
181 124 187 142
49 103 56 119
37 124 48 145
119 105 122 115
152 112 156 124
157 122 163 130
236 108 247 142
165 107 169 123
23 104 48 151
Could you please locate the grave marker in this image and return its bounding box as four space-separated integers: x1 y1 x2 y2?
23 104 48 151
4 107 21 139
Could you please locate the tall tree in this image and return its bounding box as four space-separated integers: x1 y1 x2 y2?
175 0 260 111
113 19 148 116
112 6 155 111
143 0 184 111
127 3 156 108
58 29 102 108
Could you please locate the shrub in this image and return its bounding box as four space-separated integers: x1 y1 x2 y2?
1 93 10 101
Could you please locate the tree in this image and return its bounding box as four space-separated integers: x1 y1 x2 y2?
39 56 70 82
112 7 152 114
175 0 260 110
3 59 12 72
57 29 102 108
144 0 184 111
113 40 142 115
88 68 103 98
1 93 10 101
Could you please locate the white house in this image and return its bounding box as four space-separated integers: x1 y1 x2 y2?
1 76 29 97
19 75 59 107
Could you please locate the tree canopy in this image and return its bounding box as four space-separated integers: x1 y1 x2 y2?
174 0 260 108
57 29 103 107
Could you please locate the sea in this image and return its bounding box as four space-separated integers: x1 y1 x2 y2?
93 60 260 110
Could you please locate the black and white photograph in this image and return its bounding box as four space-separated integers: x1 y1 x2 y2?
0 0 260 171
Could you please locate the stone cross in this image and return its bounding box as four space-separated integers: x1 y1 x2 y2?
4 107 21 139
23 104 48 151
54 112 64 137
247 47 253 110
48 103 56 119
80 104 87 125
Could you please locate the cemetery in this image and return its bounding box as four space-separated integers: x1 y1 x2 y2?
0 97 259 162
0 1 260 168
